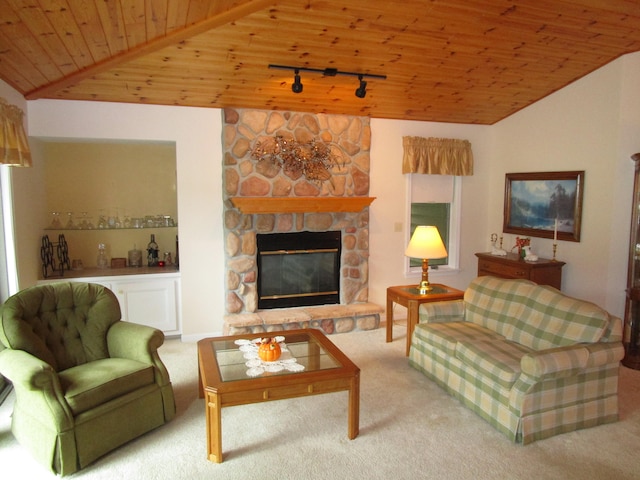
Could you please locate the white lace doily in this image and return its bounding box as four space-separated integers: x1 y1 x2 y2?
234 336 305 377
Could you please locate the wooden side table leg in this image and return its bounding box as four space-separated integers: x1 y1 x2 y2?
406 300 419 356
206 391 223 463
386 292 394 342
348 371 360 439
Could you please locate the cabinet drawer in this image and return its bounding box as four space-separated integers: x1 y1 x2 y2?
478 259 528 279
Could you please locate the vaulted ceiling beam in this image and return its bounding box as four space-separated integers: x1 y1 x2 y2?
25 0 273 100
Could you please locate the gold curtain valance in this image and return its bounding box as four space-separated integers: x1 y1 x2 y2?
402 136 473 176
0 97 32 167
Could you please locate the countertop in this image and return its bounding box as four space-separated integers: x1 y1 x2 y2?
42 265 179 281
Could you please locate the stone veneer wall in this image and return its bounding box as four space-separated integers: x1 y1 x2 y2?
222 108 372 316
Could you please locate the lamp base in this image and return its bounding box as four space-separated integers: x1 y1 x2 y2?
418 280 433 295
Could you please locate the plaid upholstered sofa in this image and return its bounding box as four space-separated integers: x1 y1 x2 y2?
408 275 624 444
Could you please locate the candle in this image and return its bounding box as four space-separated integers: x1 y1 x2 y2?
553 218 558 242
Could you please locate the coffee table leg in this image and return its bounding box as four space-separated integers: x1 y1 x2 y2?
206 391 223 463
348 371 360 439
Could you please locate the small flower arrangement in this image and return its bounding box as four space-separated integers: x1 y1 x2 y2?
512 237 530 258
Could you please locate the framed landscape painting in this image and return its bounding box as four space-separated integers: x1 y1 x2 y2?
503 171 584 242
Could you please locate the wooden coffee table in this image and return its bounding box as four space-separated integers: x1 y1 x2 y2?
197 328 360 463
387 283 465 356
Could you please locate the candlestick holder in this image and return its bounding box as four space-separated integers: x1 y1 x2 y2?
552 243 558 261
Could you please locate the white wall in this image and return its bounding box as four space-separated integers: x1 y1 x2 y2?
491 52 640 317
368 120 492 308
26 100 224 339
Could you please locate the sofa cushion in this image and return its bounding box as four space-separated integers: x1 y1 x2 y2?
456 339 531 389
508 285 610 350
59 358 155 415
463 276 534 338
414 321 503 357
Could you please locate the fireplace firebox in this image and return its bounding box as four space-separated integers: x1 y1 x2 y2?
257 231 341 309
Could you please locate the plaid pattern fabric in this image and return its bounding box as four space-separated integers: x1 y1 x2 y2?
463 276 534 338
414 322 501 356
419 300 465 324
456 339 531 389
509 285 610 350
408 276 623 444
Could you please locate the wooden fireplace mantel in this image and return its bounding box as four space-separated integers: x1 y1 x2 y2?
230 196 376 214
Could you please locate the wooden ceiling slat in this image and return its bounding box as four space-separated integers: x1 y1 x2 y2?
68 0 112 62
7 0 78 76
166 0 190 32
121 0 148 47
145 0 168 39
93 0 128 55
41 0 95 70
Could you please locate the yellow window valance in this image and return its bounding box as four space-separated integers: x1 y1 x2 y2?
0 97 32 167
402 136 473 176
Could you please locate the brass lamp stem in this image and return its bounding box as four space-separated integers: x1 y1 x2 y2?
419 258 432 294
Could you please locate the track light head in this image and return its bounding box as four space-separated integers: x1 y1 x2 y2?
292 70 303 94
355 75 367 98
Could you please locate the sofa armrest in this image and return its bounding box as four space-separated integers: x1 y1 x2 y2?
584 341 624 367
106 321 170 386
521 345 590 379
0 349 74 431
419 299 465 324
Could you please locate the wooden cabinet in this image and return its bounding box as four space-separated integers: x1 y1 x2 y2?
38 270 181 336
475 252 565 290
623 153 640 369
111 276 181 336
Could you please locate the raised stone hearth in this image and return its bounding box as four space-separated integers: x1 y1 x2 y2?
223 303 383 336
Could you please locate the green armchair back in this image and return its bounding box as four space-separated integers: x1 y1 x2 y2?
0 282 176 476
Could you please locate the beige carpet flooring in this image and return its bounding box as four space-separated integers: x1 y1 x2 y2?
1 324 640 479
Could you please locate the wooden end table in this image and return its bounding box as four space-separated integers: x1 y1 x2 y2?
197 328 360 463
386 283 465 356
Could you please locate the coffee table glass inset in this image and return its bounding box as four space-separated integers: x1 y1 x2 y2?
198 328 360 463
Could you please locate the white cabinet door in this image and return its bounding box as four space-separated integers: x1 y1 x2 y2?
112 277 181 336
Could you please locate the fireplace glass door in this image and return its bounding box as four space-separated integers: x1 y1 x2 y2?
257 231 341 309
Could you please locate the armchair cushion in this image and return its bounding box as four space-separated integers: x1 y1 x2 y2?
59 358 154 415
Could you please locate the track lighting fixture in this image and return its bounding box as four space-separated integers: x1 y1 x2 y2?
291 69 303 94
269 64 385 98
355 75 367 98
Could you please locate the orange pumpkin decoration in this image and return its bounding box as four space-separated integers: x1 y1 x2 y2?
257 338 282 362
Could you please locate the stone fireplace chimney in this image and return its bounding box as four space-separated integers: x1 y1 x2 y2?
222 108 381 334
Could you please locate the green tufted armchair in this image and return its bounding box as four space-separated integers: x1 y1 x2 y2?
0 282 176 476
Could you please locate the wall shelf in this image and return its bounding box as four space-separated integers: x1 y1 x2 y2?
229 197 376 214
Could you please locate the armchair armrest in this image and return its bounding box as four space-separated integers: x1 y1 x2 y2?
419 299 465 324
0 349 74 431
106 321 170 386
520 345 589 380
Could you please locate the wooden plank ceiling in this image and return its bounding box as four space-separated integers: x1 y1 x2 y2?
1 0 640 125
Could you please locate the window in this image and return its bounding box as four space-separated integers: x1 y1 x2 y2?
406 174 461 275
409 203 450 267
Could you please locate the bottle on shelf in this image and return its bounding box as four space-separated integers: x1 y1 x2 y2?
97 243 108 269
147 234 159 267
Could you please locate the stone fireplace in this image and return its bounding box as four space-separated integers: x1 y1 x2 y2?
222 108 382 334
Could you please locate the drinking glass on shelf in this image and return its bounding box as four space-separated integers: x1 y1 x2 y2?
49 212 62 229
78 212 93 229
97 209 107 229
65 212 75 229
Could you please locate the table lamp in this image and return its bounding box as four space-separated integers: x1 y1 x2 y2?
405 226 448 294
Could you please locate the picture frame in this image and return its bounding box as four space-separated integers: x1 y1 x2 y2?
503 171 584 242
